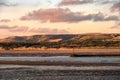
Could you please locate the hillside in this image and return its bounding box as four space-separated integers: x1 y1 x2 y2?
0 33 120 50
0 34 120 43
0 35 75 42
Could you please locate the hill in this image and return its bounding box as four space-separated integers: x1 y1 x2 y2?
0 33 120 43
0 35 74 42
0 33 120 50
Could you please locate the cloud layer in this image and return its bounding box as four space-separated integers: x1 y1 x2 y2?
21 8 119 23
30 28 69 34
0 19 11 22
58 0 119 6
58 0 93 6
0 0 16 7
111 2 120 11
0 25 16 29
0 25 69 34
0 0 7 6
111 22 120 29
0 25 28 32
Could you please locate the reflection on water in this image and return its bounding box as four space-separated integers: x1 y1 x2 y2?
0 56 120 63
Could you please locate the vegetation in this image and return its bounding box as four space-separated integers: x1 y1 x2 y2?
0 34 120 50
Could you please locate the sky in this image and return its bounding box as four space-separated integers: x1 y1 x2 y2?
0 0 120 38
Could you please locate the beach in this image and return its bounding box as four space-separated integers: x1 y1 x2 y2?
0 49 120 80
0 65 120 80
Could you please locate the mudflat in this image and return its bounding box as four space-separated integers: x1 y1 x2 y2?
0 65 120 80
0 49 120 57
0 49 119 80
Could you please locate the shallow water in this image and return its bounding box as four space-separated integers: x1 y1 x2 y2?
0 56 120 63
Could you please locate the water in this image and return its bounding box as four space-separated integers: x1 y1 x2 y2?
0 56 120 63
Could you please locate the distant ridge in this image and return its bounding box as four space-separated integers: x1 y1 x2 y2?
0 33 120 43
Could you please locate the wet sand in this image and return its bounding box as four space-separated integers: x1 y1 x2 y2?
0 49 120 57
0 61 120 66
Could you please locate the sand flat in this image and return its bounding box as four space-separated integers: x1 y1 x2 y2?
0 65 120 80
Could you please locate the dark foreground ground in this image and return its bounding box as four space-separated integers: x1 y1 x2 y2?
0 65 120 80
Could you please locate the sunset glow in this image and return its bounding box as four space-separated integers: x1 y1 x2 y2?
0 0 120 38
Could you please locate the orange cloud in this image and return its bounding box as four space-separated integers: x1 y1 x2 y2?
0 25 16 29
111 22 120 29
10 26 28 32
0 24 69 34
0 25 28 32
29 28 69 34
20 8 119 23
0 19 11 22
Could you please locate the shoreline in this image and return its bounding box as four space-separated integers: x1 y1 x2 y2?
0 65 120 70
0 61 120 66
0 49 120 57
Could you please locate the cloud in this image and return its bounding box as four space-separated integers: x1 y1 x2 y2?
111 2 120 12
29 28 69 34
0 0 7 6
111 22 120 29
0 25 16 29
92 12 119 21
0 24 69 34
58 0 120 6
0 0 16 7
10 26 28 32
100 0 119 4
58 0 93 6
20 8 119 23
0 19 11 22
0 25 28 32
